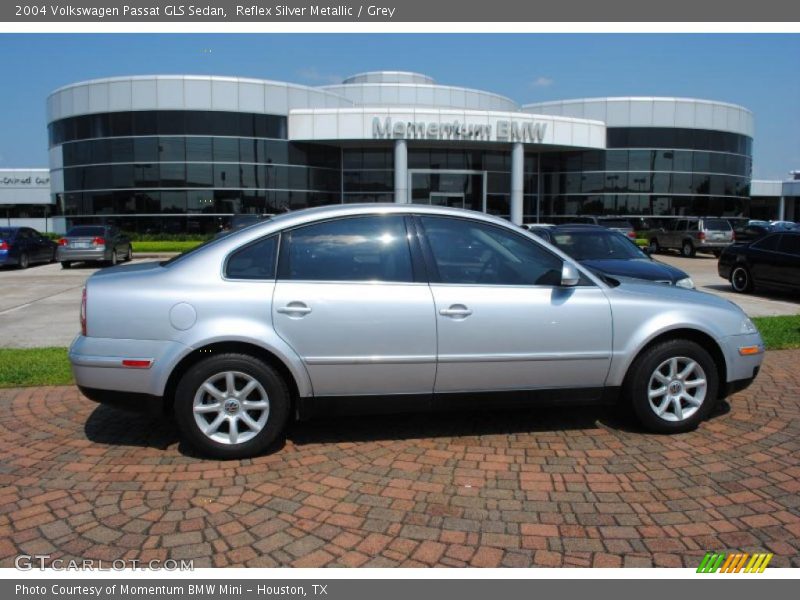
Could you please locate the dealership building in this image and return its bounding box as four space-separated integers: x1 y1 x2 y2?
1 71 798 233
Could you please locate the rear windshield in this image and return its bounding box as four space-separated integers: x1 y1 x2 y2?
0 228 17 238
703 219 731 231
66 226 105 236
598 219 632 229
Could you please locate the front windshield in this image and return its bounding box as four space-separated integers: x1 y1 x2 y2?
551 231 646 261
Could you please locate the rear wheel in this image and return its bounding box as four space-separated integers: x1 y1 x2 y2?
125 246 133 261
731 265 754 293
625 339 718 434
60 261 72 269
174 353 291 459
109 250 118 266
681 240 696 258
648 239 660 254
18 253 29 269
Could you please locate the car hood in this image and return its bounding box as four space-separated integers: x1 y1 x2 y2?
580 258 687 283
610 277 743 312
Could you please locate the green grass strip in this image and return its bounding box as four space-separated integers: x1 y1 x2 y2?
0 347 74 388
753 315 800 350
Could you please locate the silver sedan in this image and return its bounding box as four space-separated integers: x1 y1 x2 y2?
69 205 764 458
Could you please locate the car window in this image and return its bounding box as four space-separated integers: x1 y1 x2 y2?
703 219 731 231
280 216 413 283
674 220 686 231
777 234 800 257
420 216 563 286
552 231 644 260
752 234 780 251
225 235 278 280
67 226 105 237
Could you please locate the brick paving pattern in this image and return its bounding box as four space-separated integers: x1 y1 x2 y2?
1 350 799 568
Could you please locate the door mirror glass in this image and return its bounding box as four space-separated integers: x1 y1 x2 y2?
560 263 581 287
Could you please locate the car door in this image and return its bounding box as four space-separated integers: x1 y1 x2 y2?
749 234 781 286
776 233 800 289
417 215 613 394
272 214 437 397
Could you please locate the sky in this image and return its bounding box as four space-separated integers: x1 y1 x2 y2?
0 33 797 180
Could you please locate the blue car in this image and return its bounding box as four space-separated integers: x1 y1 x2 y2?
0 227 58 269
528 224 695 288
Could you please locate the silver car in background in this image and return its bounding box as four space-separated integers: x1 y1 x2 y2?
69 205 764 458
58 225 133 268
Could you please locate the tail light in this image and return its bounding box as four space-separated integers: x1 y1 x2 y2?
627 231 637 239
80 287 87 336
92 237 105 246
698 231 706 240
0 240 8 251
58 238 68 246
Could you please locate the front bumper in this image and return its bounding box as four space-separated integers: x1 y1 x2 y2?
58 247 109 262
719 332 765 395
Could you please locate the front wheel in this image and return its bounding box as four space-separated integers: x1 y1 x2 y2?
174 353 291 459
18 253 29 269
625 339 718 434
731 265 754 293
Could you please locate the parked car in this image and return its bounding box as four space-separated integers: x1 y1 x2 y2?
58 225 132 268
0 227 57 269
734 223 774 243
70 205 764 458
769 220 799 231
530 225 694 288
718 230 800 293
649 217 734 257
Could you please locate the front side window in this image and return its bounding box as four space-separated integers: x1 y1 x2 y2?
225 235 278 280
752 234 780 252
280 216 413 282
777 234 800 257
419 216 563 286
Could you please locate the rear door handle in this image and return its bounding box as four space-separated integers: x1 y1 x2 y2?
277 302 312 316
439 304 472 318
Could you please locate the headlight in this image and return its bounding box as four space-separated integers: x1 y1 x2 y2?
675 277 695 289
741 318 758 334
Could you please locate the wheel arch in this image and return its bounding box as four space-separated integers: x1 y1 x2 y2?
622 328 728 400
161 341 303 416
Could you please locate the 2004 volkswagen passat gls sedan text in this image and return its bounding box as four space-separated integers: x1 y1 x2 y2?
69 205 764 459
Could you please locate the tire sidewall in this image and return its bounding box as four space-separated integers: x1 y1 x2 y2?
681 241 695 257
19 253 29 269
626 339 719 434
649 239 659 254
174 354 290 459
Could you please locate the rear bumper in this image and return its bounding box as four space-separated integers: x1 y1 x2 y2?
0 253 18 266
58 247 109 262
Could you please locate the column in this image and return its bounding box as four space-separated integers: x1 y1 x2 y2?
394 139 408 204
510 142 524 225
778 196 786 221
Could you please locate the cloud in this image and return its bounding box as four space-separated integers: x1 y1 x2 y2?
296 67 342 85
530 76 554 88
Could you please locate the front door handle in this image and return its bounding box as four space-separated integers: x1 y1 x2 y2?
277 302 312 316
439 304 472 318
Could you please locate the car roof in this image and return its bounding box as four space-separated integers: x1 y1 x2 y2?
550 224 617 232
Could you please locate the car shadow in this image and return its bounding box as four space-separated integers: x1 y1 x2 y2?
84 396 733 459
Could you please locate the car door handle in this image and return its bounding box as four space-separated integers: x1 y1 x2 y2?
277 302 312 316
439 305 472 318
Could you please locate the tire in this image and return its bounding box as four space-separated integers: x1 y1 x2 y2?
174 353 291 459
712 250 722 258
648 239 660 254
125 246 133 261
61 261 72 269
18 253 29 269
624 339 718 434
730 265 754 293
109 250 118 266
681 240 696 258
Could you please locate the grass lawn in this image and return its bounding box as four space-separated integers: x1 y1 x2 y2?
0 347 73 388
132 240 202 253
0 316 797 388
753 315 800 350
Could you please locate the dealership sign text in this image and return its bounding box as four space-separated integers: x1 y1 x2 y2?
372 117 548 143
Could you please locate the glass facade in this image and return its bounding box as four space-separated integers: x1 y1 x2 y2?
48 110 755 232
539 128 753 218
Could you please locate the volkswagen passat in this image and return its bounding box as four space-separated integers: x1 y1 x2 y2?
69 205 764 458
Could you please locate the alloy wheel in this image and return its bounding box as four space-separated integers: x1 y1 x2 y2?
192 371 270 445
647 356 707 422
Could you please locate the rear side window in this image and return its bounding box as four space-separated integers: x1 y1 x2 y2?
225 235 278 280
777 234 800 256
703 219 731 231
279 216 413 283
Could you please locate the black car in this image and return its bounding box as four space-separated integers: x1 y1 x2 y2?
718 231 800 293
0 227 58 269
529 224 695 288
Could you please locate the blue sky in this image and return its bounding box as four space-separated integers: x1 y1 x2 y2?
0 34 797 179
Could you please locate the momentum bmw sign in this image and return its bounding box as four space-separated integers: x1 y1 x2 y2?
372 116 548 143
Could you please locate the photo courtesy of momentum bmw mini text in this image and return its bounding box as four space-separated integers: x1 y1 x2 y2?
0 0 799 596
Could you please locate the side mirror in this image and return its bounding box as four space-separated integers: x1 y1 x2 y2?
560 262 581 287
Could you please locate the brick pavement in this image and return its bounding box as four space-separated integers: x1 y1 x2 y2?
1 350 799 568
